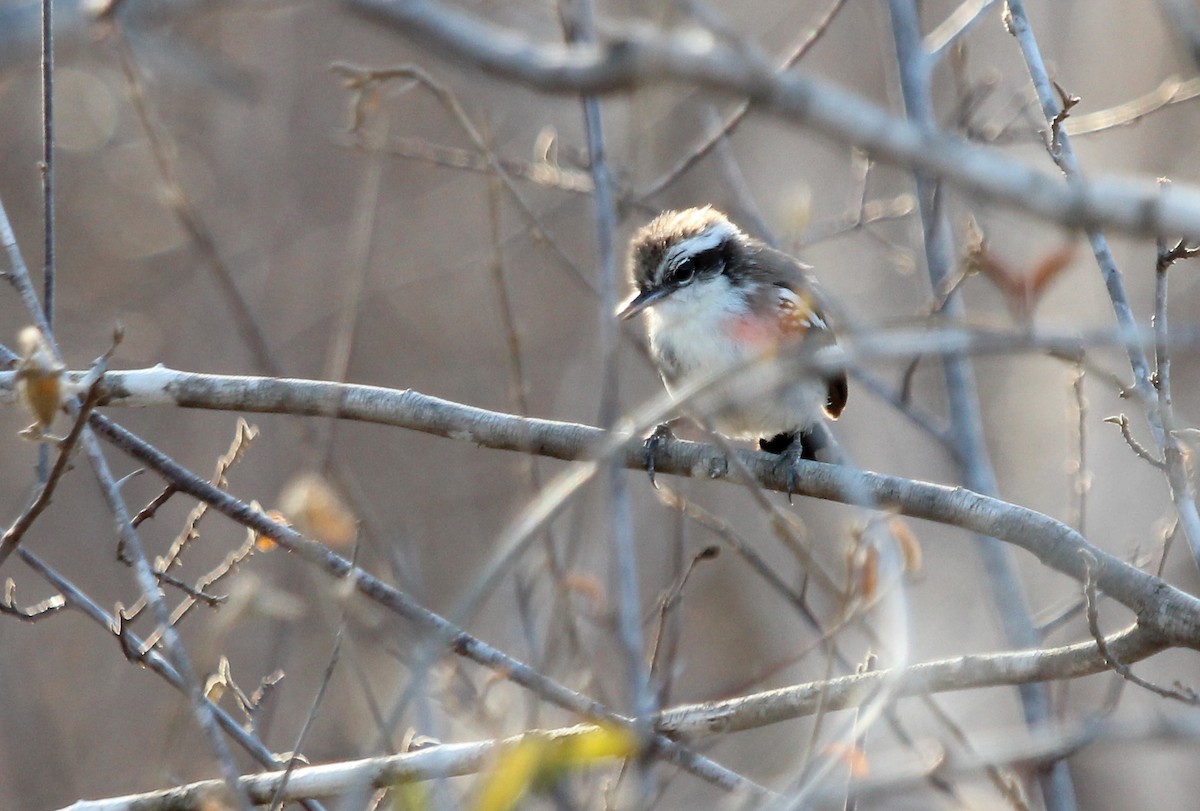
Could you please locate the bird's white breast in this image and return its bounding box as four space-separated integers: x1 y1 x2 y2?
644 279 826 440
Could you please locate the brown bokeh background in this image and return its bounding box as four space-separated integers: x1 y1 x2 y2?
2 1 1200 808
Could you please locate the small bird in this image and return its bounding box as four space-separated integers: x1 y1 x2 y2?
618 206 846 462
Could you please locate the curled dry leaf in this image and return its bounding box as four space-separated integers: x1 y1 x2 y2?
847 540 879 603
563 571 606 614
964 219 1075 320
887 516 923 575
252 509 290 552
824 742 870 778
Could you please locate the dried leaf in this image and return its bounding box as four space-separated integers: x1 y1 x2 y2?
887 517 923 575
253 510 290 552
1029 245 1075 297
962 224 1075 319
15 326 64 431
278 473 358 546
563 572 606 613
824 743 870 778
473 726 636 811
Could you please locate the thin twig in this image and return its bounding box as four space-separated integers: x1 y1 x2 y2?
110 28 280 378
1068 365 1090 536
1005 0 1200 572
267 626 346 810
39 0 54 331
1103 414 1165 469
1081 551 1198 704
131 483 179 527
334 132 596 193
887 5 1069 807
481 143 583 668
0 579 65 620
0 186 252 808
925 0 1000 58
561 0 655 753
87 414 769 797
314 120 385 472
344 0 1200 242
1065 75 1200 137
15 546 325 811
635 0 851 202
0 348 112 567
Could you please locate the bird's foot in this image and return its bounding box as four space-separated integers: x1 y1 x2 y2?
643 421 677 488
760 430 822 503
760 432 799 503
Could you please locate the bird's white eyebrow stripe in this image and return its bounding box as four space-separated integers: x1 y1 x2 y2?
658 222 737 279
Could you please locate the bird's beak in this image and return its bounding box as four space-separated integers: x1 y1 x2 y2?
616 288 667 320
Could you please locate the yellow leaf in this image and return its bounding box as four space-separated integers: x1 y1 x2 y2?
557 724 638 767
474 734 551 811
473 726 637 811
388 782 429 811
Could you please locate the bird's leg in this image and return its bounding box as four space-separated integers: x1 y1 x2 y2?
643 420 678 488
760 431 801 503
760 427 830 502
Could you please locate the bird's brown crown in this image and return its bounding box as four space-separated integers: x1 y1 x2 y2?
627 206 738 289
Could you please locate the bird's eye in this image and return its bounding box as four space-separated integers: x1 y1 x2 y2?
672 258 696 285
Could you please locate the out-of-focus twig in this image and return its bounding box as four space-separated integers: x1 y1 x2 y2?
1006 0 1200 573
887 6 1071 807
344 0 1200 242
635 0 851 202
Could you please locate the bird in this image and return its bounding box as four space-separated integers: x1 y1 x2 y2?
617 206 846 466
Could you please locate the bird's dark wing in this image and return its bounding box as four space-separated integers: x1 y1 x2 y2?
751 244 848 419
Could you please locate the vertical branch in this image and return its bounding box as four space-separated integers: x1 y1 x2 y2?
1004 0 1200 572
1153 220 1199 572
558 0 656 768
315 120 385 470
635 0 851 202
0 185 251 808
37 0 54 483
886 5 1077 810
483 155 584 671
1069 366 1089 537
39 0 53 330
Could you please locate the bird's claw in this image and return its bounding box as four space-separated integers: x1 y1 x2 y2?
759 431 816 505
778 451 801 505
643 422 675 488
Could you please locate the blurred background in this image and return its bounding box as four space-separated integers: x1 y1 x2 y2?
2 0 1200 808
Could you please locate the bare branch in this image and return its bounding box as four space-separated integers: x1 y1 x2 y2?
88 413 770 797
26 371 1191 649
1082 552 1198 704
0 348 111 566
54 626 1165 811
344 0 1200 241
1005 0 1200 573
